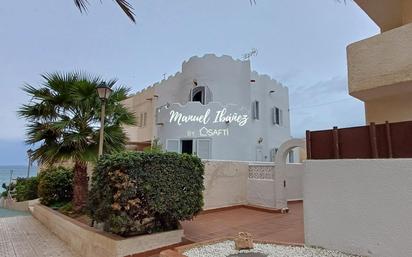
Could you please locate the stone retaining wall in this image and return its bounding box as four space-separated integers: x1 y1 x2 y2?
31 204 183 257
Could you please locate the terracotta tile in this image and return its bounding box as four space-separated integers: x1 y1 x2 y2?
181 202 304 244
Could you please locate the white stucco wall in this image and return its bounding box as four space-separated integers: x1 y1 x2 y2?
247 163 276 208
202 160 249 210
203 160 293 210
151 54 291 162
304 159 412 257
157 102 253 161
285 164 303 201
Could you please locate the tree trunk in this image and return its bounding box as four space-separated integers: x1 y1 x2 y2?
73 161 88 211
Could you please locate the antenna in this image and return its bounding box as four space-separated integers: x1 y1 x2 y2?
241 48 258 61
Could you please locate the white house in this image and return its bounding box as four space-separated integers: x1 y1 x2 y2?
123 54 293 162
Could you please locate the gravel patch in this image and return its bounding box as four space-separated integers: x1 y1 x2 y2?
227 253 268 257
183 240 363 257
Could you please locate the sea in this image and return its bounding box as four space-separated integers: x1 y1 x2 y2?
0 166 38 193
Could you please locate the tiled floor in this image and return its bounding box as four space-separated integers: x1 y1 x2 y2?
181 202 304 244
0 203 303 257
0 216 78 257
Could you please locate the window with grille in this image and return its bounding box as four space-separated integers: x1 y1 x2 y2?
273 107 283 126
252 101 260 120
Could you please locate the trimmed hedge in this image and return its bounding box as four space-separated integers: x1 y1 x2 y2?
14 177 39 202
88 151 204 236
38 167 73 206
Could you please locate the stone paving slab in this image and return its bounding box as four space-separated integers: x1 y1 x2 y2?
0 216 79 257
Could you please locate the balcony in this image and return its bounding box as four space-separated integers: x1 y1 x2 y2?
347 22 412 101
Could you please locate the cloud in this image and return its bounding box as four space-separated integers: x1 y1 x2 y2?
0 139 29 165
289 76 365 137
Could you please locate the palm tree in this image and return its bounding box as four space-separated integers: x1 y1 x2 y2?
73 0 136 23
19 72 135 210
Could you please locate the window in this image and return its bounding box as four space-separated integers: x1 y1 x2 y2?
181 140 194 155
288 150 295 163
166 139 179 153
155 107 162 124
191 86 205 104
273 107 283 126
190 86 212 105
252 101 260 120
139 113 144 127
197 139 211 159
166 138 211 159
143 112 147 127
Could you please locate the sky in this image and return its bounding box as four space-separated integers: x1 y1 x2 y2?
0 0 379 165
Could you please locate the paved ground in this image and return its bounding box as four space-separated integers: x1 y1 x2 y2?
0 203 303 257
0 216 78 257
0 208 30 218
181 202 304 244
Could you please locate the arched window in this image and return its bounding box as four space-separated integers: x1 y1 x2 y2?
192 88 203 103
189 86 212 105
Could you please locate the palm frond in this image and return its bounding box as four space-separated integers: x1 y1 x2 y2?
19 71 135 164
73 0 135 23
73 0 89 13
114 0 136 23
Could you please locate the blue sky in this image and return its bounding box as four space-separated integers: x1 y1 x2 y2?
0 0 379 165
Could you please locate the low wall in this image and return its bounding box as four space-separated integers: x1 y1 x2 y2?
0 197 39 212
203 160 248 210
247 164 276 208
304 159 412 257
203 160 299 210
31 204 183 257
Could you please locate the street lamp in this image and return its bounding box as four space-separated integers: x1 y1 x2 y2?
96 84 113 156
26 149 33 178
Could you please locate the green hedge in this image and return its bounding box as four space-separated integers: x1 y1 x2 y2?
38 167 73 206
88 151 204 236
14 177 39 202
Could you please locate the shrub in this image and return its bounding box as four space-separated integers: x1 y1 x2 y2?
1 183 15 198
14 177 39 202
38 167 74 206
88 151 204 237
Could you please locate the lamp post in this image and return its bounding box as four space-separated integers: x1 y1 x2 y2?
96 84 113 157
26 149 33 178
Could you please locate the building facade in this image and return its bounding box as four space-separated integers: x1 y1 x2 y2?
347 0 412 124
123 54 293 162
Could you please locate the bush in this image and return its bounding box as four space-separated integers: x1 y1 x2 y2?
88 151 204 237
14 177 39 202
1 183 15 198
38 167 73 206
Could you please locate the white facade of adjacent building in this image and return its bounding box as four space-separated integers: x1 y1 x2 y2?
123 54 293 162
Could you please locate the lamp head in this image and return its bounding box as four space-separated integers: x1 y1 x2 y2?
96 84 113 100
